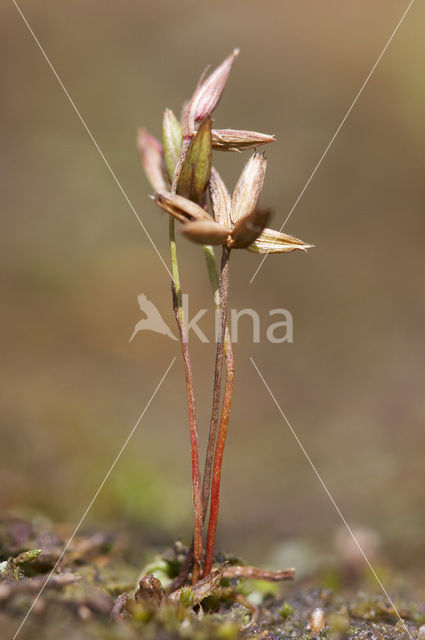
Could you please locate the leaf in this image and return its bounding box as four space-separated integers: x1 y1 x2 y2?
168 564 226 606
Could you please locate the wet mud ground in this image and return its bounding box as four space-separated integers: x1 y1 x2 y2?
1 516 424 640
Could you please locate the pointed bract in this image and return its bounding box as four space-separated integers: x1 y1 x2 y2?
181 220 231 245
228 208 270 249
177 117 212 204
154 191 211 224
212 129 275 152
162 109 183 182
247 227 313 253
184 50 239 137
231 152 267 224
137 129 167 192
209 167 232 228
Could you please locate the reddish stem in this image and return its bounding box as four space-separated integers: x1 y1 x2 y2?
201 247 231 521
203 248 233 577
171 283 203 583
169 136 203 583
169 319 232 590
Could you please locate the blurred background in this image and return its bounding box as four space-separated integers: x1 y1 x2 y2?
1 0 424 578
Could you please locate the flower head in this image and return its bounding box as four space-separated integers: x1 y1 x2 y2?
138 50 312 256
138 52 276 198
154 152 312 254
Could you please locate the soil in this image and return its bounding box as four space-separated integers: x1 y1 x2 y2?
1 516 424 640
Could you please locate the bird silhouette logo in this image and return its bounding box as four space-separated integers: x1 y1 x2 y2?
129 294 178 342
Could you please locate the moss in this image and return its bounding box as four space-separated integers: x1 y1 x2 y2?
280 601 294 620
0 518 423 640
328 609 350 640
178 587 194 608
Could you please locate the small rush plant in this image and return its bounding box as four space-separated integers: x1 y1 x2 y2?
138 49 311 587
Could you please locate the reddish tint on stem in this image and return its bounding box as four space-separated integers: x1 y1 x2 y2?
201 246 231 522
203 248 233 577
201 332 226 521
203 328 234 577
184 340 203 584
172 283 203 583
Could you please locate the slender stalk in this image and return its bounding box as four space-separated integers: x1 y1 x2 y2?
169 245 234 588
169 217 184 324
169 216 203 583
203 245 220 310
203 246 232 576
201 247 229 520
203 327 234 577
168 245 223 592
201 246 220 519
